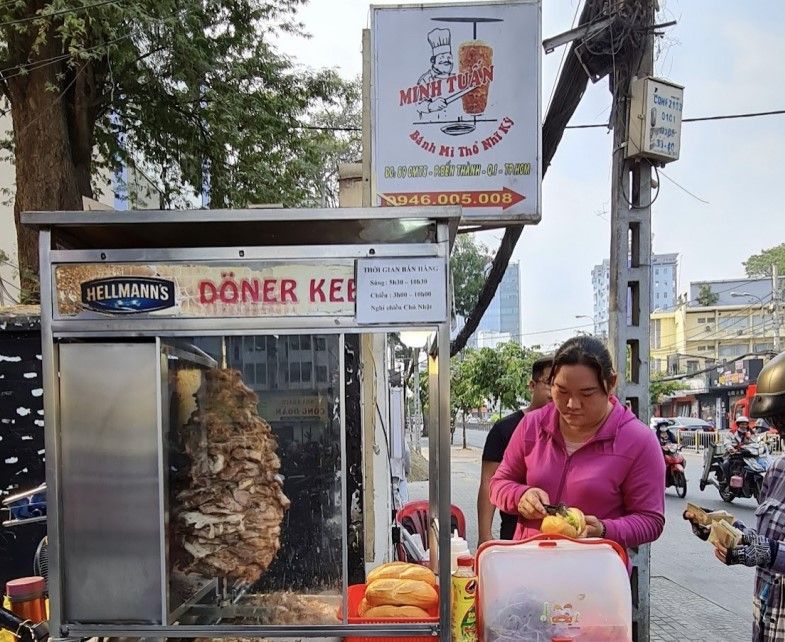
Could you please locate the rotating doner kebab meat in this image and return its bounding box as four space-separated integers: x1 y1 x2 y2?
173 368 290 583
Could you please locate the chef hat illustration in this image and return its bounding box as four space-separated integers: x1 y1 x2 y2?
427 28 452 57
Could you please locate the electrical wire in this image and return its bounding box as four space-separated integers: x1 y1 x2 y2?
658 351 777 382
652 298 776 353
545 1 582 117
0 0 120 28
294 108 785 133
657 168 710 205
566 109 785 129
0 34 132 83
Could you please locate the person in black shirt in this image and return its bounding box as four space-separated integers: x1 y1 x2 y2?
477 356 553 545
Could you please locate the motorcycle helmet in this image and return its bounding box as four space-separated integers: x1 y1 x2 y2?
750 351 785 434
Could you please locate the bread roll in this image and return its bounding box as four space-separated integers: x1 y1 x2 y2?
365 578 438 609
367 562 437 586
363 604 431 619
358 598 370 617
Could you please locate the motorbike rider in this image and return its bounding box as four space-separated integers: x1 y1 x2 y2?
720 416 755 482
655 420 677 446
728 416 755 449
685 350 785 641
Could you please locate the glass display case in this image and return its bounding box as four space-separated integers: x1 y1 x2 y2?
25 207 457 639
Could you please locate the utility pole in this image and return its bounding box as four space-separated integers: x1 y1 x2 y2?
607 2 656 641
773 264 782 351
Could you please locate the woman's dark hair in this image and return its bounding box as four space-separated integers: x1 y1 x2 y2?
548 335 616 394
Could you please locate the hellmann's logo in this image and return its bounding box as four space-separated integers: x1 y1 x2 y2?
80 277 176 314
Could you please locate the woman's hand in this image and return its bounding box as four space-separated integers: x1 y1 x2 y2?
517 488 550 519
583 515 604 538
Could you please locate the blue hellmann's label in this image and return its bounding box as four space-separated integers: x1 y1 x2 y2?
80 276 176 314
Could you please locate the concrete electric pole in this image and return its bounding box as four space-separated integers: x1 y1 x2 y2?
607 2 658 641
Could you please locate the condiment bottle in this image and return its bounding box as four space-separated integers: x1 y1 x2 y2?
5 577 47 623
451 555 478 642
450 529 470 573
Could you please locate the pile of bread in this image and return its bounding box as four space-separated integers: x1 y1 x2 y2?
358 562 439 619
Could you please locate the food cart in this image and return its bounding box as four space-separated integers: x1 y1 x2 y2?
23 206 459 640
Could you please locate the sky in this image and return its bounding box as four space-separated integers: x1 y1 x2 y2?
276 0 785 351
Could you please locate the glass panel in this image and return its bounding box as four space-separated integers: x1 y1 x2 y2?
164 335 342 627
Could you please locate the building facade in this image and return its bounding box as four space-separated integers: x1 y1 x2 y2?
650 276 783 375
650 277 783 429
469 261 521 347
592 253 678 337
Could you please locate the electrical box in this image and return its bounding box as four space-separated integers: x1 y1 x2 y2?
626 76 684 164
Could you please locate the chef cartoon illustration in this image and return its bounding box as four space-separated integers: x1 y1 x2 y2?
417 28 453 114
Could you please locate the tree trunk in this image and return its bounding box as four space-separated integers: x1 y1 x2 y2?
6 39 97 300
462 413 467 450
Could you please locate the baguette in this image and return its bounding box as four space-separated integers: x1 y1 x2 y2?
367 562 437 586
363 604 431 619
365 578 439 609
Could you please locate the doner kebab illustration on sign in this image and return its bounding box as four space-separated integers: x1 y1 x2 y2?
416 27 490 118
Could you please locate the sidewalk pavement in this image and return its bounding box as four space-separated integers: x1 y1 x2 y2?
650 577 750 642
409 444 751 642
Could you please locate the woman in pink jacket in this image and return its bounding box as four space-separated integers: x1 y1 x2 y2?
490 335 665 549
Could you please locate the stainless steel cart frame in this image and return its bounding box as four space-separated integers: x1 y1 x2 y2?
23 206 459 640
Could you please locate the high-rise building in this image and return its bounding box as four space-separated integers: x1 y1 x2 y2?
592 253 678 337
469 262 521 347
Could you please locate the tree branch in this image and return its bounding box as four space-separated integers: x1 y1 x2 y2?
450 0 608 356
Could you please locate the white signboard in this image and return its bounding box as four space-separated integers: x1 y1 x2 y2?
371 1 541 223
355 257 448 324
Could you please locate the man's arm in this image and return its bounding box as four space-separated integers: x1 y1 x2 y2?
478 460 501 545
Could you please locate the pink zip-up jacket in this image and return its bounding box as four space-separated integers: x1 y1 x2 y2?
489 399 665 549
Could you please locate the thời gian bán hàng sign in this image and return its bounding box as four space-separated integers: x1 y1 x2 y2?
371 1 541 223
355 257 448 324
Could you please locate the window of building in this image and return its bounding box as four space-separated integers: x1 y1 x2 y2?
289 362 301 383
316 365 328 383
301 336 312 351
718 343 747 358
697 317 706 324
687 360 699 374
255 363 267 385
315 337 326 351
651 318 661 349
244 364 255 383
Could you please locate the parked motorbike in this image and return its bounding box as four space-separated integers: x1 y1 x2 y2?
663 442 687 497
700 439 770 504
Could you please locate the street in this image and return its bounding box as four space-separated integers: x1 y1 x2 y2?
410 428 758 639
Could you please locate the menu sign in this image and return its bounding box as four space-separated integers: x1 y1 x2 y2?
371 1 541 223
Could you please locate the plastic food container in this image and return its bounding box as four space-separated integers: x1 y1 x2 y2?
476 535 632 642
341 583 438 642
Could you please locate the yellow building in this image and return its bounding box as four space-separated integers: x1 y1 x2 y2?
651 278 783 376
